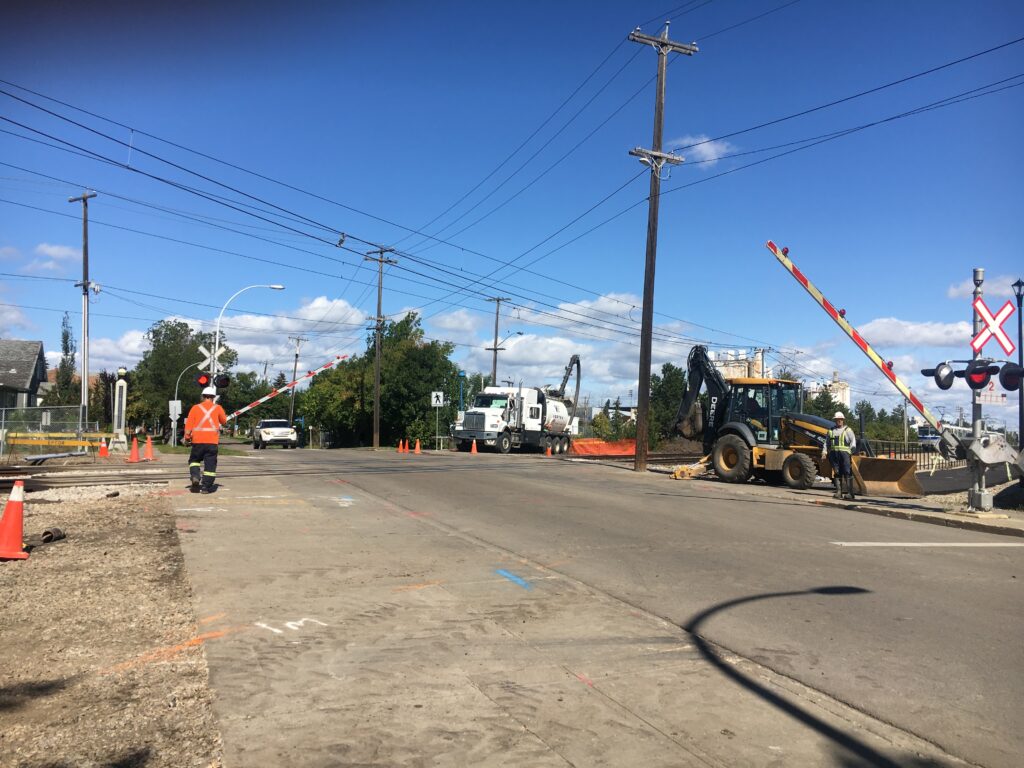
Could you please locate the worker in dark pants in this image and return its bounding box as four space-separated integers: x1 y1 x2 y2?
827 410 857 500
184 386 227 493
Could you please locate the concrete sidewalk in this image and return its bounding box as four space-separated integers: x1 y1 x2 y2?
172 468 970 767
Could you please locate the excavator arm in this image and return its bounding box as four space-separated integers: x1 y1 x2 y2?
674 345 731 454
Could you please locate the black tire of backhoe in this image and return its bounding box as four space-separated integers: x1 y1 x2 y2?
712 434 751 483
782 452 816 490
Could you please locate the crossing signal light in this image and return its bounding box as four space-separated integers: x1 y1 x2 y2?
195 372 212 388
999 363 1023 392
921 363 955 390
963 361 999 390
213 373 230 388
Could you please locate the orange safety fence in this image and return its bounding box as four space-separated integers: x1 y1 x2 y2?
569 439 636 456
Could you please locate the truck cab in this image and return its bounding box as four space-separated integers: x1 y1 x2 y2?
723 378 803 447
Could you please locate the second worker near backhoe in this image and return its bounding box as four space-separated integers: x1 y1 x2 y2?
827 410 857 500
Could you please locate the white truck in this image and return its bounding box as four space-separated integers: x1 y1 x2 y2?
452 355 580 454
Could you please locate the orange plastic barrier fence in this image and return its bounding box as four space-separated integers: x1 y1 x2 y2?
569 439 636 456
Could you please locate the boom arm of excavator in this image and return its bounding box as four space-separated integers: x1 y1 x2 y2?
674 345 731 453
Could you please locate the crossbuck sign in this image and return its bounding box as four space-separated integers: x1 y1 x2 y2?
971 297 1016 355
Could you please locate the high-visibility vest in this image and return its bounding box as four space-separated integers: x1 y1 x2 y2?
828 426 854 453
185 401 227 444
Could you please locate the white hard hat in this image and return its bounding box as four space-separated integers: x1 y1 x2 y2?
202 386 217 397
833 411 846 420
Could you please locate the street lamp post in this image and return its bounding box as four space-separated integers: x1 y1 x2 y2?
491 331 522 386
211 284 285 378
1013 278 1023 486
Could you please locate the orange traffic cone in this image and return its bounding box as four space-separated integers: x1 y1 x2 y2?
98 438 109 458
0 480 29 560
143 436 156 462
414 439 421 454
398 439 405 453
126 437 140 464
470 439 477 454
396 440 402 453
545 445 552 457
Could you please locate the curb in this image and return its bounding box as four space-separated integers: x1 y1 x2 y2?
814 499 1024 539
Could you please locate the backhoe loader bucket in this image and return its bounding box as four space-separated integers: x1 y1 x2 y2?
851 455 923 498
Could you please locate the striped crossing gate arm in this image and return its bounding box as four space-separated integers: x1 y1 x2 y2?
764 240 943 434
227 355 348 421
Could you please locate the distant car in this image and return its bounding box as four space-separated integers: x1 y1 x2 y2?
253 419 298 449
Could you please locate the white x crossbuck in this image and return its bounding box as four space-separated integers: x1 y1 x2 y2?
971 297 1016 355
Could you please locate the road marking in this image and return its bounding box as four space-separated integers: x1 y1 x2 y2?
334 496 354 507
495 568 532 589
177 506 226 512
831 542 1024 547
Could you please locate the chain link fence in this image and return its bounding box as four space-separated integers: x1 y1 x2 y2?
0 406 101 459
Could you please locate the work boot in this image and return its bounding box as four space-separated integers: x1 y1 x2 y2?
833 479 842 499
190 467 201 492
845 478 856 501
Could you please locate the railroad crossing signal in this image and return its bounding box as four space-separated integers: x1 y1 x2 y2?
971 297 1016 355
430 391 445 407
197 344 226 372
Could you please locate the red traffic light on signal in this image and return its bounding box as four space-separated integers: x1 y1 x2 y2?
195 372 212 388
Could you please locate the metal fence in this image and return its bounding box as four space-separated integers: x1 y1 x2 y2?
868 438 967 472
0 406 101 459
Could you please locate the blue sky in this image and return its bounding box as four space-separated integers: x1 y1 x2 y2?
1 0 1022 426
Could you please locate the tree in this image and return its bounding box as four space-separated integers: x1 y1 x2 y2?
774 365 800 382
649 362 687 445
126 320 236 433
44 313 78 406
88 370 117 429
300 313 459 446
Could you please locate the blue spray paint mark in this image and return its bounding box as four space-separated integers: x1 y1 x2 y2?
495 569 532 590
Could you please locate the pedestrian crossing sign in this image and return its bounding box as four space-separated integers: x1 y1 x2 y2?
430 391 445 407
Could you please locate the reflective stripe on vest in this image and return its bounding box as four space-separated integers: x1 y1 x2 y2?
192 402 221 433
828 427 853 453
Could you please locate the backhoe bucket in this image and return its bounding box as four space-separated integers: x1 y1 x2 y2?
851 455 923 498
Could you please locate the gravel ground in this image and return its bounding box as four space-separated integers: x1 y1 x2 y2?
0 483 223 768
927 477 1024 513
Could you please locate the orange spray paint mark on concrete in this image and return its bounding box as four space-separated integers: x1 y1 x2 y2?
101 626 245 674
392 580 443 592
198 612 227 626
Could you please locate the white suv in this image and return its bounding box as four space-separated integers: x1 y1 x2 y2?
253 419 298 449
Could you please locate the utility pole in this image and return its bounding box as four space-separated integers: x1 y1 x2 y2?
365 248 397 449
967 268 994 511
628 22 697 472
69 190 97 431
287 336 307 426
260 360 270 382
485 297 511 385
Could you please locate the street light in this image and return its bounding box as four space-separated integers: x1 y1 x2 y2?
1013 277 1023 485
492 331 522 385
212 284 285 377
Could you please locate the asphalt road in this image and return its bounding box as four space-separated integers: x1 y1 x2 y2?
178 448 1022 766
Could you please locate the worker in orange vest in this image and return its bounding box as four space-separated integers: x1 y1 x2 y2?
184 386 228 493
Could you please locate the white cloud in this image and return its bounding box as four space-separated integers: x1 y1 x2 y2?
856 317 971 348
34 243 79 260
0 302 29 336
947 275 1020 299
23 242 80 273
669 134 738 167
0 245 20 260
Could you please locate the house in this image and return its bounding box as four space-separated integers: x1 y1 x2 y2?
0 340 48 409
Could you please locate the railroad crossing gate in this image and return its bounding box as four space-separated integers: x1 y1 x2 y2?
971 297 1016 355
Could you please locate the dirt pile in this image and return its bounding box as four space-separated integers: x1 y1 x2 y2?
0 485 222 768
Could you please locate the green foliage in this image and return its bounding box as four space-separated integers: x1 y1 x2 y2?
649 362 686 446
126 320 237 430
300 313 459 446
44 313 78 406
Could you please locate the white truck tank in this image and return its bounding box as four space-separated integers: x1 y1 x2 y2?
544 399 570 434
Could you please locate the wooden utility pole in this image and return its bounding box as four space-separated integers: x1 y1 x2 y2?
68 190 97 430
365 248 397 448
485 297 511 386
287 336 307 426
628 22 697 472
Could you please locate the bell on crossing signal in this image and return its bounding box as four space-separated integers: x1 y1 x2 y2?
213 373 230 388
195 372 212 388
999 363 1023 392
921 362 955 390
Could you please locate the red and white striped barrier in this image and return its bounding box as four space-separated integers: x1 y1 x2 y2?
765 240 943 434
227 355 348 421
